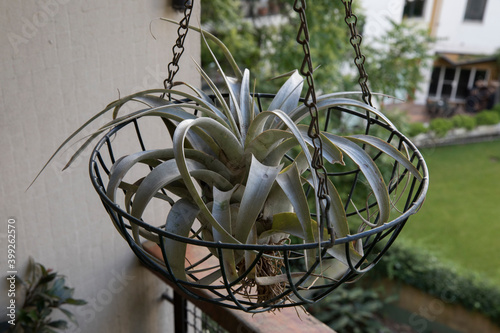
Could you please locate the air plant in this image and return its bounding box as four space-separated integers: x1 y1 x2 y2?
35 27 424 305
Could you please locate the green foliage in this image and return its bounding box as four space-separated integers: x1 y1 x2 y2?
201 2 436 106
407 122 428 137
363 19 435 101
451 114 476 130
490 103 500 119
475 110 500 126
9 258 86 333
201 1 367 93
307 285 391 333
370 244 500 326
200 0 240 25
429 117 453 137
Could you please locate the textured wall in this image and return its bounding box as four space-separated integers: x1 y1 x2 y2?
0 0 200 332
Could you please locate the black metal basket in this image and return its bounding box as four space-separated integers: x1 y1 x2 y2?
89 93 428 313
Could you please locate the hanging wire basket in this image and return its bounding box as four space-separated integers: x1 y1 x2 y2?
89 93 428 313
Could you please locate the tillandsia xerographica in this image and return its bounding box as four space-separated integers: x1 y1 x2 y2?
34 25 423 304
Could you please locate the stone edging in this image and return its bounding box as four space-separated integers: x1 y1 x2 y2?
412 123 500 148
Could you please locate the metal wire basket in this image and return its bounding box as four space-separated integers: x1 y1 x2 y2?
89 93 428 313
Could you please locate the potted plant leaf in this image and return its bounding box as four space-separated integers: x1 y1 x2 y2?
4 258 86 333
33 16 428 311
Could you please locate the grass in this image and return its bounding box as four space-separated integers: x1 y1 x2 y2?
398 139 500 285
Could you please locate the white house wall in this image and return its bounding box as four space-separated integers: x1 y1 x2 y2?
0 1 200 332
435 0 500 55
360 0 405 41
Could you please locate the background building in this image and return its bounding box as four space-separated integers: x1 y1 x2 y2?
361 0 500 108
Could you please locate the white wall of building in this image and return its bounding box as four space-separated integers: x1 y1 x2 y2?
362 0 500 54
360 0 405 42
1 0 200 332
434 0 500 55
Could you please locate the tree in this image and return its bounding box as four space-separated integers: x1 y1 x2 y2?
200 1 435 103
364 18 436 103
200 0 358 92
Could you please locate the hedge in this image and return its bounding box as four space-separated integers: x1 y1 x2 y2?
368 243 500 326
409 103 500 138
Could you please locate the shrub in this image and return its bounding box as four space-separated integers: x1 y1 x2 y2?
452 114 476 130
308 285 391 333
475 110 500 126
407 122 428 137
429 118 453 137
490 103 500 117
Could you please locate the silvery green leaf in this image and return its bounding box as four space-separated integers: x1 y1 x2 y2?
212 186 239 282
193 60 239 136
106 150 173 202
245 129 294 161
297 124 344 165
62 103 201 171
245 224 258 276
234 155 282 243
199 34 243 140
323 133 391 225
286 97 396 131
239 69 253 142
276 162 317 269
132 95 170 108
346 135 423 182
173 118 242 243
175 118 244 166
261 184 292 223
163 199 200 281
247 110 321 222
160 18 243 79
268 70 304 115
130 159 202 219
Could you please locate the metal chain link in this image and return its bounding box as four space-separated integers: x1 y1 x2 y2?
162 0 194 96
341 0 373 107
293 0 334 243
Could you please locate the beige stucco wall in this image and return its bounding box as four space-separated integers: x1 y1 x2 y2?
0 0 200 332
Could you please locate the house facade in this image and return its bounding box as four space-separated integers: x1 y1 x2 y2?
361 0 500 108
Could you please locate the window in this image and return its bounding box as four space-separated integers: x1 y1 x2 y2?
428 66 490 101
456 69 471 99
403 0 426 19
464 0 487 21
428 67 440 96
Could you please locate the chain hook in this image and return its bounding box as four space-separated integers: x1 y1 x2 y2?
341 0 373 107
161 0 194 99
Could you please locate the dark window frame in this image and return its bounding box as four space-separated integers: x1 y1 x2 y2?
464 0 488 22
403 0 426 19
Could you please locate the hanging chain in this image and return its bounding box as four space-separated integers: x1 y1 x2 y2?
293 0 334 242
341 0 373 107
162 0 194 95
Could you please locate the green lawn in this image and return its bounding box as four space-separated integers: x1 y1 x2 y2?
398 139 500 285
